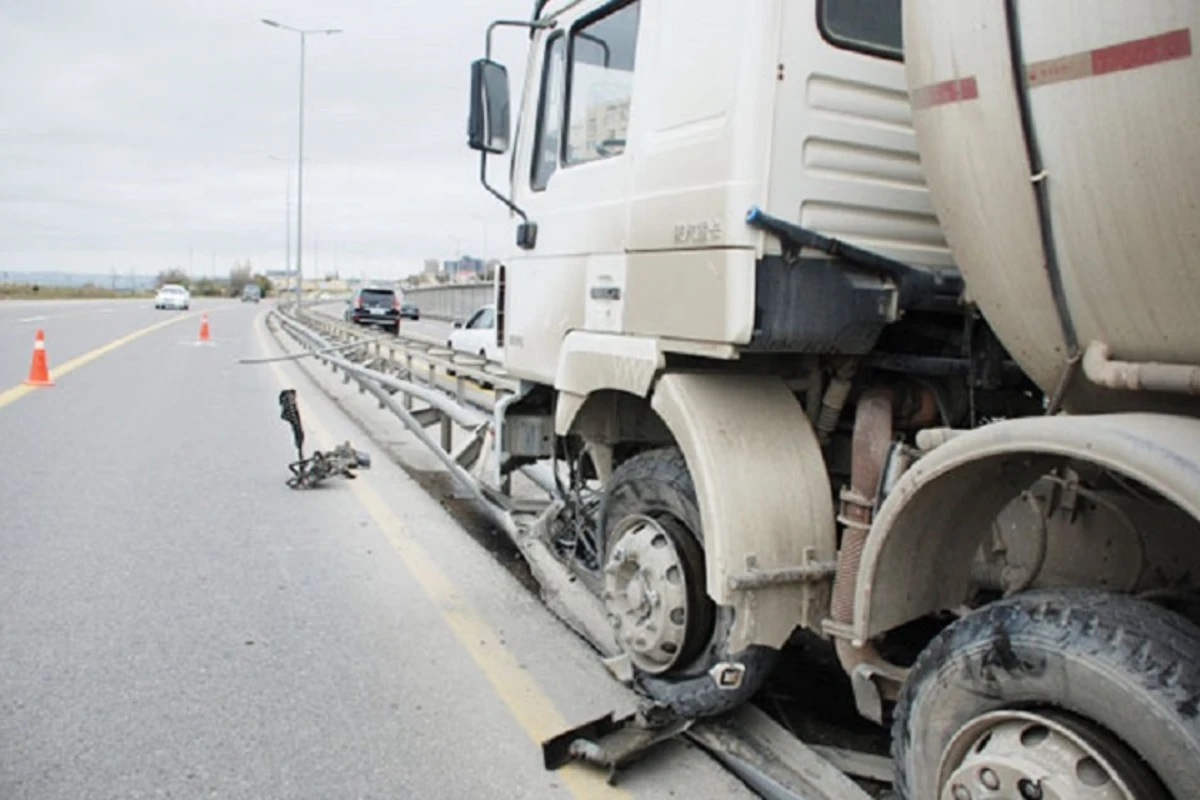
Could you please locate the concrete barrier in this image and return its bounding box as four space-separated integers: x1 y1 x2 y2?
401 284 493 322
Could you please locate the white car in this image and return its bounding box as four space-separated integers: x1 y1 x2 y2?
448 304 500 362
155 284 190 310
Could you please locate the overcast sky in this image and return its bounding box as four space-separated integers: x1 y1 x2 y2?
0 0 532 279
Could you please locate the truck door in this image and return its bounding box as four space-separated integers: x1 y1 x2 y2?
503 0 644 384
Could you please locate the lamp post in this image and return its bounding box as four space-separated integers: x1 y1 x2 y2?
267 155 292 293
261 18 342 310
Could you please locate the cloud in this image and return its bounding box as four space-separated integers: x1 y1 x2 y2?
0 0 532 278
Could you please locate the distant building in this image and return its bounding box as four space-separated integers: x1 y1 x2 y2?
445 255 484 275
567 98 631 163
423 259 440 276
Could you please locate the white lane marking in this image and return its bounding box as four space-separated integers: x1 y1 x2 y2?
18 315 49 323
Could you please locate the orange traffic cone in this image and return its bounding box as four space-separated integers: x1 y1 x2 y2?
199 313 210 342
23 328 54 387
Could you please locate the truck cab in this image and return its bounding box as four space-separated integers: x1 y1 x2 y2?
477 0 954 387
468 2 1200 796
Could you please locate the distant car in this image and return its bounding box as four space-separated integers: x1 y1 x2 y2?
241 284 262 303
344 286 401 335
448 304 500 361
399 302 420 320
155 284 190 310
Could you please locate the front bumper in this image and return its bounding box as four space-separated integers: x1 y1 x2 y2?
350 311 400 328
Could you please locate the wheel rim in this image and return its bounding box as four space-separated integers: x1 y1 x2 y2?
602 513 705 675
937 708 1169 800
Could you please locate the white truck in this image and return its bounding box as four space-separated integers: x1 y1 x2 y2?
467 1 1200 796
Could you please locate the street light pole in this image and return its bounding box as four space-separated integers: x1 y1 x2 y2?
262 18 341 310
267 155 292 291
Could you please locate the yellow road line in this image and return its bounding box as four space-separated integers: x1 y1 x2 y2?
257 315 627 800
0 311 199 411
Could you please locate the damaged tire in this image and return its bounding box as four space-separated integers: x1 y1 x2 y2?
892 588 1200 799
598 446 777 718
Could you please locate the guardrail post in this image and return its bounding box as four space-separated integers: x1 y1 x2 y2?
404 353 415 410
496 388 512 494
440 413 453 452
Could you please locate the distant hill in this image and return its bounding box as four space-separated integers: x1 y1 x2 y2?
0 271 158 291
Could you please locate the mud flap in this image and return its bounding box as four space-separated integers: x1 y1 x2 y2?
541 704 692 785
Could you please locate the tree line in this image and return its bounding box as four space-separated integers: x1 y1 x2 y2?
156 261 274 298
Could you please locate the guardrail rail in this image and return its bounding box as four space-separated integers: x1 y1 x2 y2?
257 302 887 800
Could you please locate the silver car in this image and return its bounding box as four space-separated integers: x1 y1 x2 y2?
155 284 190 310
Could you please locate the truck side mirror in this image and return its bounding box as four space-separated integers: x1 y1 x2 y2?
453 319 464 329
468 59 510 155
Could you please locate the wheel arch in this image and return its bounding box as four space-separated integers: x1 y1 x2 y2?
854 413 1200 641
553 334 839 652
651 372 838 651
553 330 665 436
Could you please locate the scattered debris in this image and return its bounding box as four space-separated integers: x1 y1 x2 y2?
542 703 692 786
279 388 371 488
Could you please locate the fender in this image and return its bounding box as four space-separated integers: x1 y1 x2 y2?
651 372 838 651
854 413 1200 641
553 331 664 435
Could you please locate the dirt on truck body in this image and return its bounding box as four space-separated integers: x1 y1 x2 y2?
458 0 1200 796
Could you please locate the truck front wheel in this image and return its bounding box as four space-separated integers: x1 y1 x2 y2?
893 589 1200 799
598 446 777 718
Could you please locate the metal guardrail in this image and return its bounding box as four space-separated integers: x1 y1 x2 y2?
284 299 518 401
264 308 554 526
262 306 883 800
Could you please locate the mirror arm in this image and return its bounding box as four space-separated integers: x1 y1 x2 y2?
487 18 555 59
479 153 528 222
478 18 554 225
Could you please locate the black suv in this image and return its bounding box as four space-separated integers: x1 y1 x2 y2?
344 286 401 334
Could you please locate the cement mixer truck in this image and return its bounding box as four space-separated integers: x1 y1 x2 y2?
466 1 1200 795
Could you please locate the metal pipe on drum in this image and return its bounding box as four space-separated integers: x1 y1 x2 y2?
1083 340 1200 396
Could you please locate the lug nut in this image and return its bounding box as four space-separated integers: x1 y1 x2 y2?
979 768 1000 791
952 784 971 800
1018 778 1043 800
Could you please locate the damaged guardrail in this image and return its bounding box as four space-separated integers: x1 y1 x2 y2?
258 307 884 800
259 310 557 537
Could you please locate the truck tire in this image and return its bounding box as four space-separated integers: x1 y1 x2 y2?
598 446 777 718
892 588 1200 799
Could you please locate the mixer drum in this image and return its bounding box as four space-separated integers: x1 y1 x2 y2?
903 1 1199 413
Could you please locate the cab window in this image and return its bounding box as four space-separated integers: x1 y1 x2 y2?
563 0 641 166
817 0 903 60
531 33 567 191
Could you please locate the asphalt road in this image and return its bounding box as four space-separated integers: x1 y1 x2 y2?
0 299 752 799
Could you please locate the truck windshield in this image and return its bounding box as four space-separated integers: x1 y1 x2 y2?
818 0 902 60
